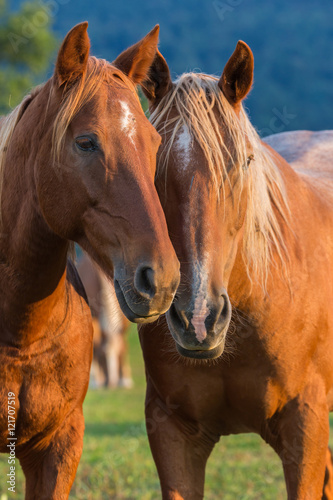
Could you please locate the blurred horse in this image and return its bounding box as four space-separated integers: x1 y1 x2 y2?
77 252 133 389
0 23 179 499
139 43 333 499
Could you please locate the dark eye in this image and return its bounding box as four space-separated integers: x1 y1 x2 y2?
243 154 255 171
75 136 97 152
247 154 255 167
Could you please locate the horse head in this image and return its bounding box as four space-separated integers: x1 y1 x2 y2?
3 23 180 323
142 42 286 357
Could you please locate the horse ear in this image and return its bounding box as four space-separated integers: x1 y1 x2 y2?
218 41 254 106
55 22 90 87
141 49 172 102
113 25 160 85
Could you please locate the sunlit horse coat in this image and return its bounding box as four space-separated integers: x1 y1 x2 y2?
0 23 179 499
139 42 333 500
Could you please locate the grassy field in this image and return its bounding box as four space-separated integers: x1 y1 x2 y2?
1 326 332 499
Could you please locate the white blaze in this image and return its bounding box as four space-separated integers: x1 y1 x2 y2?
191 262 210 343
175 125 191 169
120 101 136 142
175 128 210 342
192 292 210 343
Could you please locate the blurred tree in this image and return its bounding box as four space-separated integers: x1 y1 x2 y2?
0 0 57 113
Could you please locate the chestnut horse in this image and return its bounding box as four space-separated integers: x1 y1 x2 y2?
0 23 179 499
77 252 133 388
139 43 333 499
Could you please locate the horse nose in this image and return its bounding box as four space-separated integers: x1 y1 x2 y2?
134 265 157 300
206 292 231 333
166 288 231 359
170 289 231 338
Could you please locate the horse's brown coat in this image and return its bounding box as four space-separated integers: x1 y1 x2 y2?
0 23 179 499
140 44 333 499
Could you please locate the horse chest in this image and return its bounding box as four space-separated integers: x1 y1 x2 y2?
0 326 91 452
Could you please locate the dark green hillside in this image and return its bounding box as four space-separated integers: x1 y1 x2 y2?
6 0 333 132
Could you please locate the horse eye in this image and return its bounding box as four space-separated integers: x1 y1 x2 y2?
75 136 97 152
247 154 255 167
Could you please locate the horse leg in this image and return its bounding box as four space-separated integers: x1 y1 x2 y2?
90 318 105 388
98 330 109 387
106 337 119 387
322 448 333 499
145 387 217 500
20 408 84 500
118 333 133 388
265 381 329 499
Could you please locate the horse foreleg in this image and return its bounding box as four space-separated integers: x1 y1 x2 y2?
118 334 133 388
265 381 329 499
106 339 119 387
20 408 84 500
322 447 333 499
145 389 217 500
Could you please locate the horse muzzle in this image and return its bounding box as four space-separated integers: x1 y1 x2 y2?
166 291 231 359
114 263 180 323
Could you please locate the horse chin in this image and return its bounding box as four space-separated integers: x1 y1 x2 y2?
114 280 160 324
175 341 225 360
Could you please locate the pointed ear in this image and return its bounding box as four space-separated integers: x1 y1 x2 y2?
55 22 90 87
218 41 254 107
141 49 172 103
113 25 160 85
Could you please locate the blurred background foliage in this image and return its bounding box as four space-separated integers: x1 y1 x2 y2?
1 0 332 132
0 0 57 113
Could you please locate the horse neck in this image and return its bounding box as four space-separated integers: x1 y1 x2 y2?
0 90 69 345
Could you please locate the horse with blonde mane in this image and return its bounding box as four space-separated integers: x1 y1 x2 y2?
139 42 333 499
0 23 179 499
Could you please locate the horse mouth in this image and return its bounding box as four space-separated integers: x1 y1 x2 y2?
114 280 160 324
175 342 225 360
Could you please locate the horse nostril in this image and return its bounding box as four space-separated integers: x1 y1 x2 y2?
171 303 189 330
221 293 230 319
177 306 189 329
134 265 156 299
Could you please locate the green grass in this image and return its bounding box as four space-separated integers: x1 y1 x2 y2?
1 327 332 498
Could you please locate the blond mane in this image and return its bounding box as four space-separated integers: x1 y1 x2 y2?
51 57 139 162
150 73 289 284
0 57 138 226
